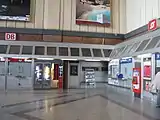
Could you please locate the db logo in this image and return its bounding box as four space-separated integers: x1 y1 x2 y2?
5 33 16 40
148 19 157 31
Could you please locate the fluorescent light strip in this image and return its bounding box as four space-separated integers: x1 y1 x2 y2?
37 58 54 60
62 59 78 61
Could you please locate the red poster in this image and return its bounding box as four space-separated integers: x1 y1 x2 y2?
144 65 151 77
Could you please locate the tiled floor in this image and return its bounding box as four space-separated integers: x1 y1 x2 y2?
0 85 160 120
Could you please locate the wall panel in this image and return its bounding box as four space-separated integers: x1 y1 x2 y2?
6 21 16 28
63 36 82 43
34 0 44 28
63 0 72 30
0 21 6 27
111 0 120 33
43 0 60 29
119 0 126 33
79 25 88 32
71 0 80 31
126 0 160 33
43 35 61 42
0 0 126 34
88 26 97 32
18 34 43 41
25 0 36 28
16 22 25 28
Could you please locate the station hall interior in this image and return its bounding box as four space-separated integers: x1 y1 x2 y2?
1 0 160 120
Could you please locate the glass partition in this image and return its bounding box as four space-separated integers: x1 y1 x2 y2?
116 47 126 57
70 48 79 56
22 46 33 55
35 46 45 55
82 48 91 57
120 44 133 56
92 49 102 57
128 42 140 54
47 47 56 56
0 45 8 54
59 47 68 56
103 49 112 57
145 36 160 50
135 39 150 52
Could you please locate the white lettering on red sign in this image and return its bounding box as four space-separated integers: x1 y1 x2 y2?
5 33 16 40
148 19 157 31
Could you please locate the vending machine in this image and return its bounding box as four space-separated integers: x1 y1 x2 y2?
132 68 141 98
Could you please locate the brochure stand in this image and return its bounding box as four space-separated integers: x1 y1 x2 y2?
85 69 96 88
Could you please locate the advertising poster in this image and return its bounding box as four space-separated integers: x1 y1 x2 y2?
76 0 111 26
35 64 43 81
43 64 51 81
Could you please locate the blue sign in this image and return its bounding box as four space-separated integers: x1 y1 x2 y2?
120 58 132 64
155 53 160 60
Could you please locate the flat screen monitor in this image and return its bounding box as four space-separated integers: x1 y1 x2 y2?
0 0 31 21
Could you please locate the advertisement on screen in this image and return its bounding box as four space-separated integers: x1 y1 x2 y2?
76 0 111 26
43 64 51 81
0 0 31 21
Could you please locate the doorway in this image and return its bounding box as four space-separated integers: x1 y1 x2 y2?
69 62 80 88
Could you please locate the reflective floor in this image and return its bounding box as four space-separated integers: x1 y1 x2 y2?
0 84 160 120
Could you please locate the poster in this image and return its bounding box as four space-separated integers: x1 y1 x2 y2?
76 0 111 26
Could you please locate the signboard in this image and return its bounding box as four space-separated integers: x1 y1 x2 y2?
155 53 160 60
5 33 16 40
76 0 111 26
148 18 160 31
120 58 132 64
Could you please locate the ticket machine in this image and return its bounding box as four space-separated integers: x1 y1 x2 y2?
132 68 141 98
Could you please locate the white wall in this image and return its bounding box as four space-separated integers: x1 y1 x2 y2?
126 0 160 33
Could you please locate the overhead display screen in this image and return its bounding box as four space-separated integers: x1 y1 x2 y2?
0 0 31 21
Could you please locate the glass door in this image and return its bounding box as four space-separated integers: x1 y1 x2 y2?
0 61 5 90
34 62 51 89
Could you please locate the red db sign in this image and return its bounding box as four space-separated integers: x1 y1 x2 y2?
5 33 16 40
148 19 157 31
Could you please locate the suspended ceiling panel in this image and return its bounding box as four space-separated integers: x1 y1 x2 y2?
0 41 114 61
110 29 160 59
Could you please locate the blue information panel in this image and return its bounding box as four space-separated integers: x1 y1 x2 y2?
120 58 132 64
